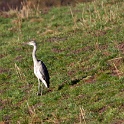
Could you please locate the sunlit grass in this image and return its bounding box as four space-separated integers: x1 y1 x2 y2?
0 0 124 123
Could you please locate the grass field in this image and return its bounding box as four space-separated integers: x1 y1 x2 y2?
0 0 124 123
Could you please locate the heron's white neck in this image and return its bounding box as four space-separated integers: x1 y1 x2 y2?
32 45 37 64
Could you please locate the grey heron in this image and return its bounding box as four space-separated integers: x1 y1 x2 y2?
27 41 50 95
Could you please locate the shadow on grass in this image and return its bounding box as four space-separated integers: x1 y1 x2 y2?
57 79 80 90
58 76 87 90
70 79 80 85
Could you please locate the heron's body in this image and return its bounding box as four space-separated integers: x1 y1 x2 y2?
27 41 50 95
34 60 49 88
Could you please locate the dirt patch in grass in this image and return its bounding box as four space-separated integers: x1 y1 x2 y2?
0 121 10 124
2 115 11 122
0 87 7 94
98 106 107 114
52 48 65 53
110 68 123 77
61 93 70 100
46 37 67 42
70 46 93 55
90 30 107 37
0 54 7 59
108 57 124 77
99 44 108 50
0 67 9 74
15 55 23 62
118 42 124 54
16 96 28 107
68 70 76 77
15 47 23 51
112 119 124 124
109 57 123 67
76 94 85 100
19 84 33 94
72 48 85 54
0 99 12 110
94 30 107 37
83 75 96 83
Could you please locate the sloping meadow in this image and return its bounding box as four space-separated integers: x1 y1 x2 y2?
0 0 124 123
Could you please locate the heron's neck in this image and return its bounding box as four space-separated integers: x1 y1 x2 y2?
32 45 37 64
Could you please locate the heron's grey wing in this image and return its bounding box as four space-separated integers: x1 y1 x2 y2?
38 60 50 88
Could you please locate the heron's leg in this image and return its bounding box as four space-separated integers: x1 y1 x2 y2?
40 81 44 96
37 79 42 96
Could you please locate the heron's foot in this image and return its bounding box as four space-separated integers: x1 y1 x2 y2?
37 92 42 96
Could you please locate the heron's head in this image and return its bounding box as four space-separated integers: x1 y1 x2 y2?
27 41 36 46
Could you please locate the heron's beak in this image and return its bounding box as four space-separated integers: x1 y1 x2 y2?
24 42 30 45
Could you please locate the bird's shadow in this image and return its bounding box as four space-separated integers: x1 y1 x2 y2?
70 79 80 85
58 83 65 90
57 77 84 91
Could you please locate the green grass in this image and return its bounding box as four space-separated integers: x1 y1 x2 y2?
0 0 124 123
